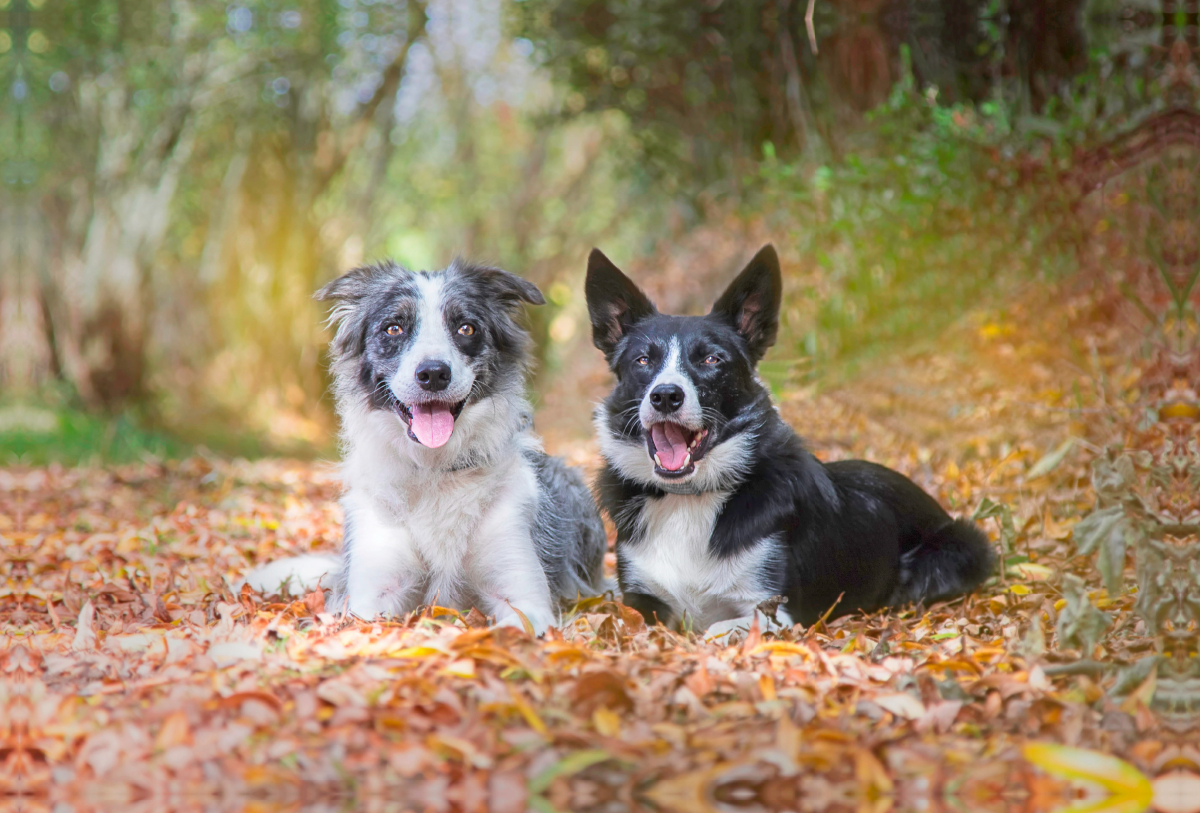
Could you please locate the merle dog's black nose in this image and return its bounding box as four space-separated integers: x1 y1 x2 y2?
649 384 684 413
415 360 452 392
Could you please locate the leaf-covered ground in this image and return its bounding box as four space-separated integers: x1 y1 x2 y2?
2 278 1194 813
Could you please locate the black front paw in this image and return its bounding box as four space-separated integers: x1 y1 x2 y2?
621 592 676 628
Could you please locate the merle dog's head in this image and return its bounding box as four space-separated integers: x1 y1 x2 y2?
586 245 782 492
317 259 544 451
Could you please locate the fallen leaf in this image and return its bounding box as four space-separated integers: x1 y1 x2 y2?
1023 743 1153 802
207 640 263 667
71 600 96 651
873 692 926 720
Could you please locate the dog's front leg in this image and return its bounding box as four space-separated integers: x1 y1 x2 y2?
480 534 555 636
341 490 421 621
473 487 555 636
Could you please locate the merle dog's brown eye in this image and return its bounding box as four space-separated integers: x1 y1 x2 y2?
704 354 719 364
458 324 475 337
636 355 650 366
385 324 402 336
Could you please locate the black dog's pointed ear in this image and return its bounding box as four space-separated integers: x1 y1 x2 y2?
586 249 656 361
469 263 546 307
710 244 783 362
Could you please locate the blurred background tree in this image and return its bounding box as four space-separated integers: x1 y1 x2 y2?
0 0 1164 461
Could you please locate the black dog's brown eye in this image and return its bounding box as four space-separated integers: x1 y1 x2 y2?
704 354 719 364
458 324 475 337
636 355 650 366
385 324 402 336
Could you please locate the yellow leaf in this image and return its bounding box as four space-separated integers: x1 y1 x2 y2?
1022 743 1153 802
1025 438 1075 480
388 646 445 659
759 673 777 702
1011 563 1054 580
1009 584 1033 595
505 601 535 636
508 687 547 735
750 641 809 656
439 658 476 679
593 707 621 737
1160 402 1200 420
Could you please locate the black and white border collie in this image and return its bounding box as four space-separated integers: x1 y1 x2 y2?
246 260 606 635
586 245 995 638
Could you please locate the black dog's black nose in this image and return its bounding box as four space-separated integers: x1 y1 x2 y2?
649 384 684 413
415 360 452 392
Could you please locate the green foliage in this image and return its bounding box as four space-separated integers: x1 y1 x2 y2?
1056 573 1112 656
1073 505 1132 598
753 55 1075 380
974 497 1018 555
10 0 644 440
0 393 313 465
0 403 190 466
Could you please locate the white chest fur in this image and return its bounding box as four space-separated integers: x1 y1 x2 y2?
340 439 548 624
623 491 781 629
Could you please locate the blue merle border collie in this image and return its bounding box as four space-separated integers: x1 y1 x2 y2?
586 245 995 639
245 260 606 635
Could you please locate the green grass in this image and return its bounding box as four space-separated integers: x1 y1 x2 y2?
0 400 327 466
0 404 194 466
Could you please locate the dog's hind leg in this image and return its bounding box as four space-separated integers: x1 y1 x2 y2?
891 519 996 607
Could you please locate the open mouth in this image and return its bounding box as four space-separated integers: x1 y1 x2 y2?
395 399 467 448
646 423 710 478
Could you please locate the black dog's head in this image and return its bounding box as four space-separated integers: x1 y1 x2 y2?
317 259 544 450
586 245 782 492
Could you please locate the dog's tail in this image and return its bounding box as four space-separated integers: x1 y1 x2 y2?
240 554 342 597
892 519 996 607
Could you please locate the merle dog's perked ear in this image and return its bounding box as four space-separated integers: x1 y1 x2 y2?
470 263 546 308
710 245 783 363
585 249 657 363
314 263 405 357
314 263 393 303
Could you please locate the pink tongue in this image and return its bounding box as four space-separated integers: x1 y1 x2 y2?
410 403 455 448
651 423 690 470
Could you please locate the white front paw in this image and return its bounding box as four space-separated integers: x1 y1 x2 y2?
347 597 384 621
704 611 786 644
704 615 754 643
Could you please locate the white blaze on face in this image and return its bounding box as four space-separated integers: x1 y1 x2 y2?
388 274 476 448
638 338 706 472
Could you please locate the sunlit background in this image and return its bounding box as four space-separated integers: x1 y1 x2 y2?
0 0 1170 462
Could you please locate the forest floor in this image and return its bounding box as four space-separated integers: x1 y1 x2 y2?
1 272 1190 813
